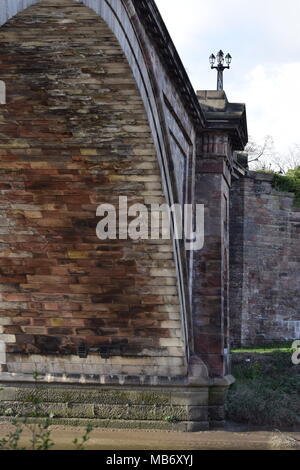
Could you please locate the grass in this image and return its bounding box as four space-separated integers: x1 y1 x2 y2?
231 341 293 354
226 347 300 428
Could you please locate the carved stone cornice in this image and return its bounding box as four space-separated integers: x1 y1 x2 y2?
198 133 232 156
197 91 248 152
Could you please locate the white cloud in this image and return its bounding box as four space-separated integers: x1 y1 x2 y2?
228 63 300 153
155 0 300 157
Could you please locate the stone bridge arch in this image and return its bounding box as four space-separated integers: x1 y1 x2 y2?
0 0 202 377
0 0 248 431
0 1 200 352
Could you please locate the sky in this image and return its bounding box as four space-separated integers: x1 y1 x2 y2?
155 0 300 158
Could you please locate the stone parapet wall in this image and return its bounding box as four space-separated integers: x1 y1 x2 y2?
230 172 300 346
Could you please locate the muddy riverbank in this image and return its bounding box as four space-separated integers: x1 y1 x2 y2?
0 422 299 450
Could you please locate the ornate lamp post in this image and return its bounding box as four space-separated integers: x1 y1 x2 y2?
209 50 232 91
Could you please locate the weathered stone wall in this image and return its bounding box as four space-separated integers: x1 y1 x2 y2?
0 384 217 432
230 172 300 346
0 0 200 339
0 0 187 377
193 133 233 377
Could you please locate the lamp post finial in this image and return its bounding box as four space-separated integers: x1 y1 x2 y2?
209 50 232 90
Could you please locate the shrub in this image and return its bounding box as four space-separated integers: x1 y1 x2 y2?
227 351 300 427
273 166 300 206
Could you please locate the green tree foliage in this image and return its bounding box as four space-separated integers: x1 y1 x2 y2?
273 166 300 206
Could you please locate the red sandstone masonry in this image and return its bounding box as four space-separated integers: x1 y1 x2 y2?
230 173 300 346
0 0 185 376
